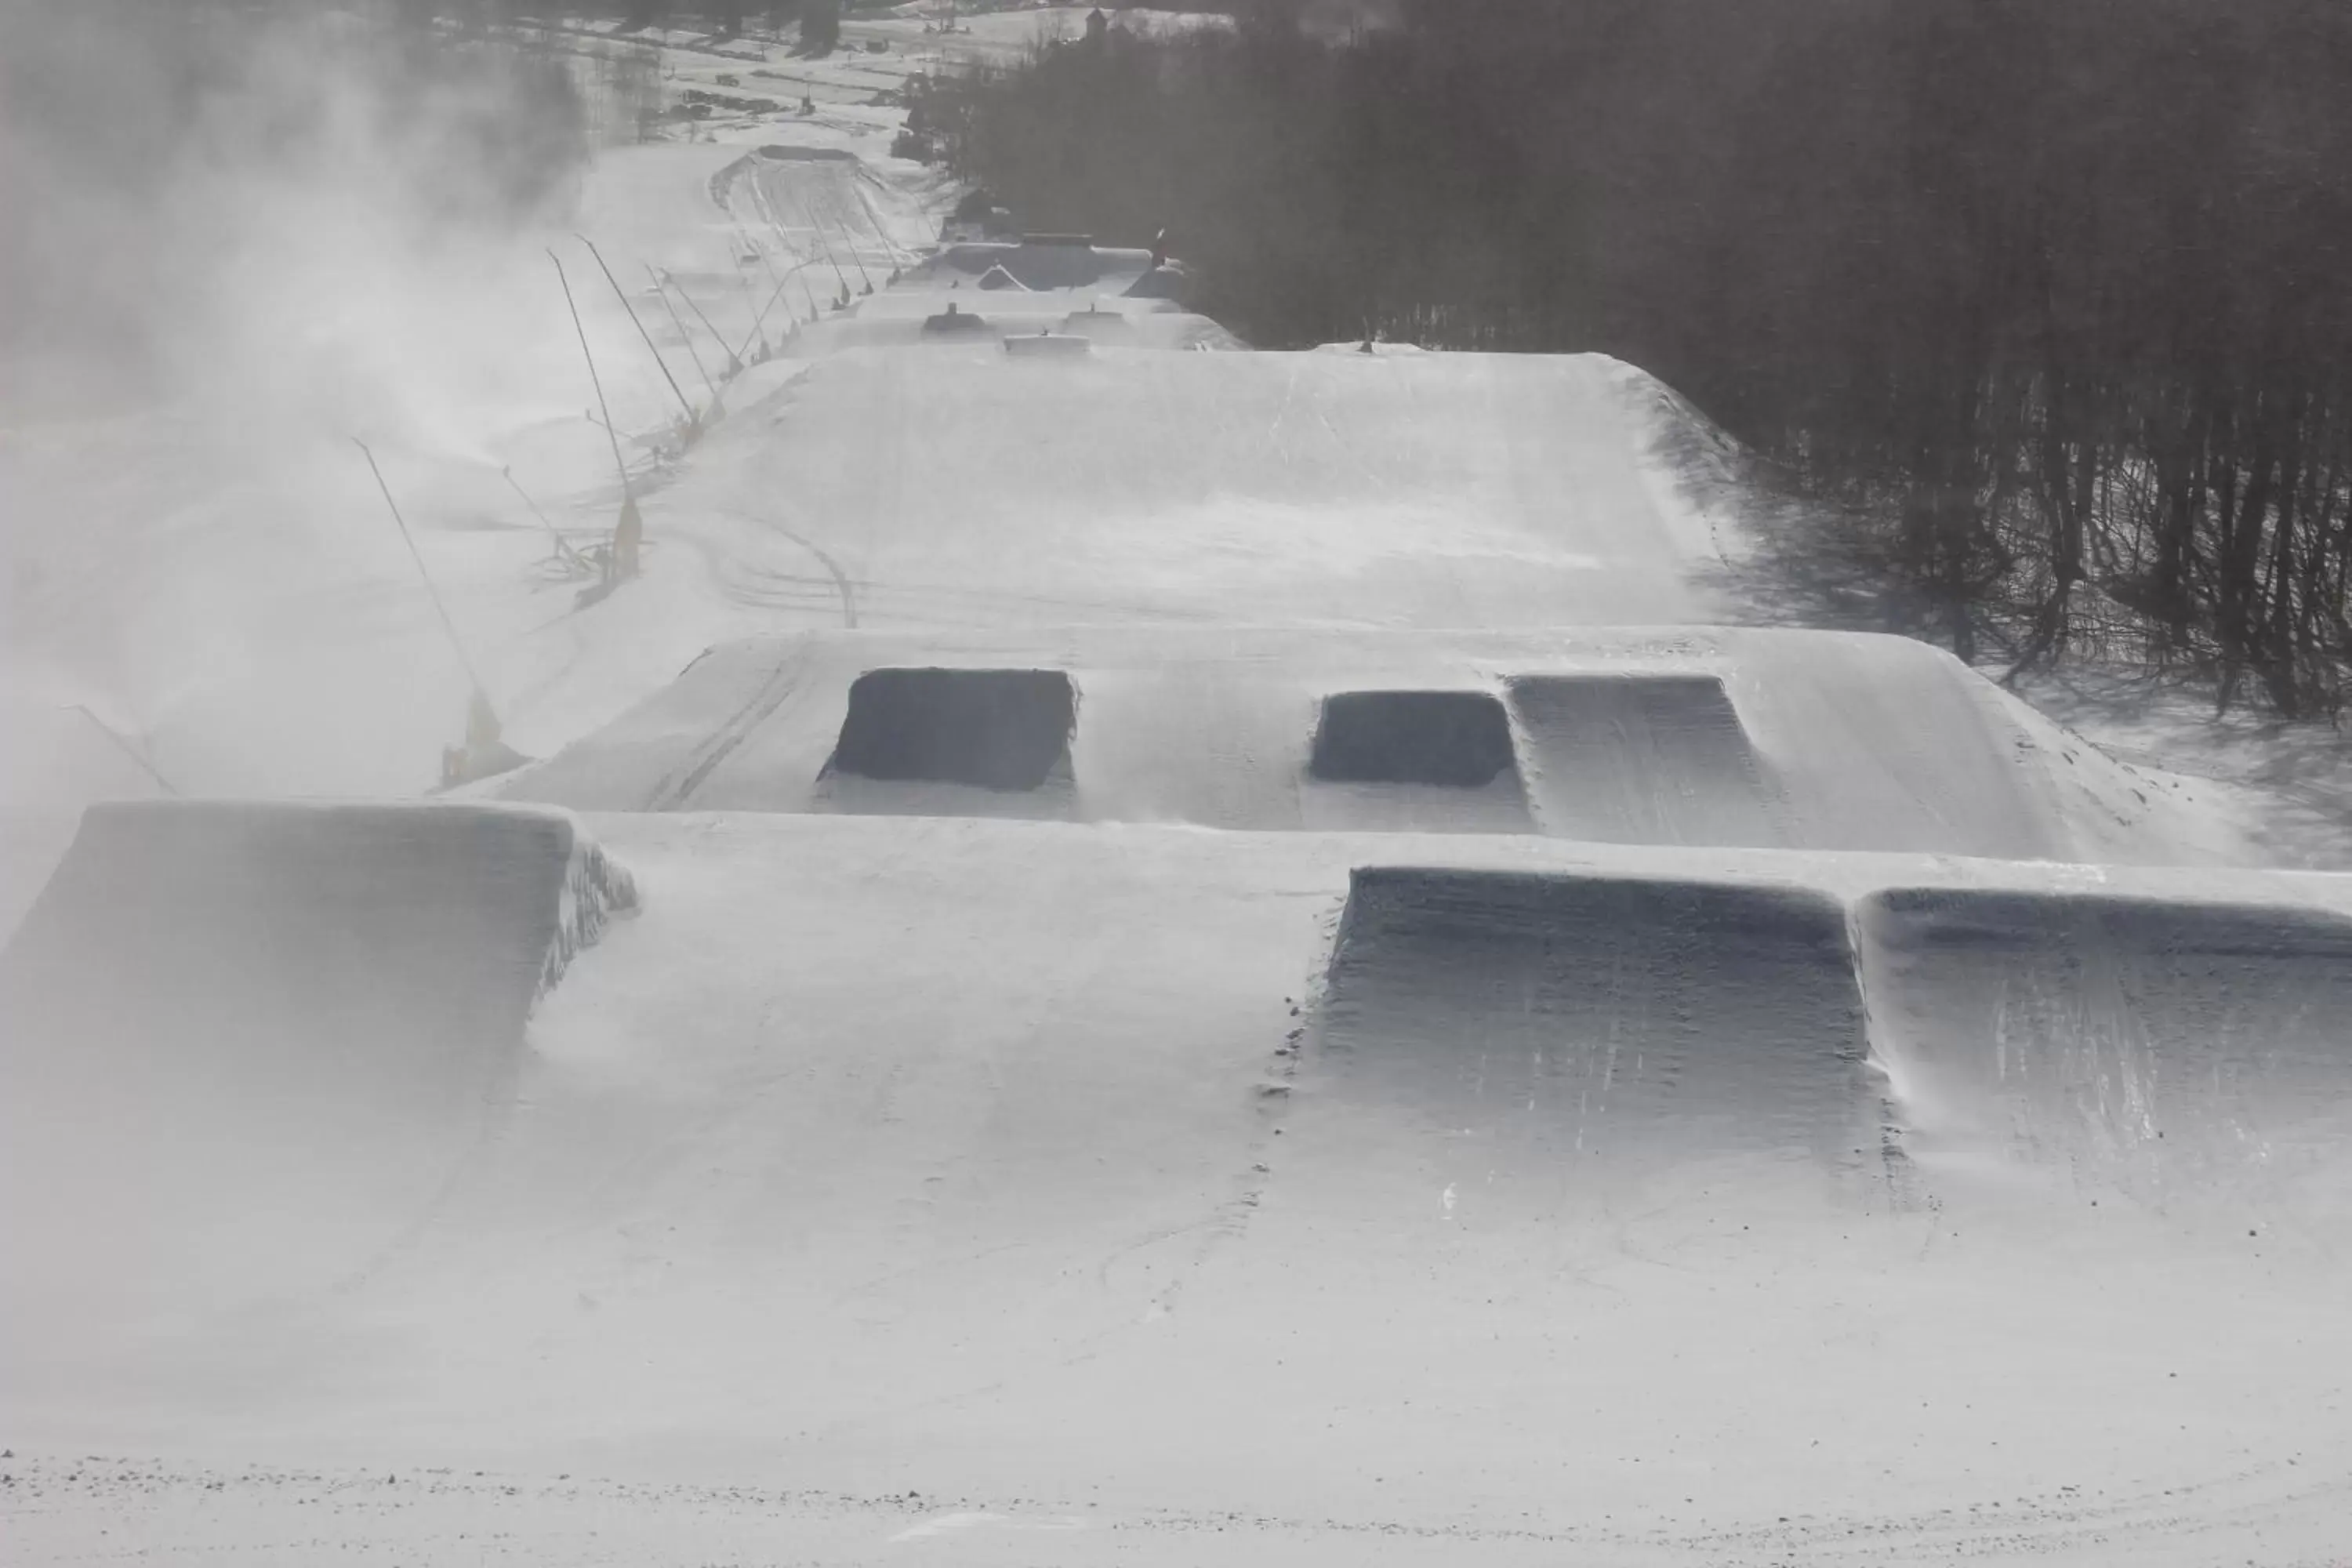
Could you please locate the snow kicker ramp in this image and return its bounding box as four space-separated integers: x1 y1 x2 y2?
914 239 1166 292
1315 862 2352 1226
1860 886 2352 1227
506 624 2231 862
786 304 1238 356
1509 670 1779 844
8 815 2352 1556
0 800 634 1325
716 147 936 283
1310 868 1877 1227
818 664 1080 817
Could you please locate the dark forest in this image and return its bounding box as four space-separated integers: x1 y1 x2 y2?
925 1 2352 714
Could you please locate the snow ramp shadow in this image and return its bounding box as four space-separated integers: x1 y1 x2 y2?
0 801 634 1301
1509 673 1782 847
1312 869 1873 1215
1003 332 1091 358
1301 691 1531 833
1859 888 2352 1218
821 667 1076 814
920 307 993 336
936 241 1149 291
1311 691 1516 787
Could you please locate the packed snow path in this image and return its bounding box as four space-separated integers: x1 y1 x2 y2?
9 812 2352 1564
648 343 1728 631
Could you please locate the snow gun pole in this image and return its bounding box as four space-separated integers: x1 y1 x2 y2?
849 181 912 269
353 438 495 719
729 251 776 359
736 269 793 363
734 256 815 363
737 220 782 283
808 216 848 294
549 249 642 579
501 465 587 568
757 209 833 314
826 213 875 294
734 221 787 354
793 201 850 296
576 234 695 427
734 262 771 358
663 266 743 375
65 705 177 797
645 263 724 414
735 220 788 303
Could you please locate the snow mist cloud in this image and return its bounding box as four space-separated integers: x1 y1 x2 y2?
0 1 618 807
1 0 590 416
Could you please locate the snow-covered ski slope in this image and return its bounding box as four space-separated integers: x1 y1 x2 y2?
644 343 1729 628
13 812 2352 1563
505 625 2239 862
6 25 2352 1567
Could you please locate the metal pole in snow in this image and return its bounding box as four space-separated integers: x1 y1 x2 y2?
502 465 587 568
793 196 851 296
735 256 822 363
848 179 913 269
751 192 833 318
734 259 771 357
576 234 696 425
64 705 178 796
663 266 744 373
737 272 792 363
825 212 875 294
550 249 633 514
735 219 787 298
645 262 723 405
353 437 493 707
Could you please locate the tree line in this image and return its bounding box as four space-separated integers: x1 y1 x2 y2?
405 1 836 45
927 0 2352 717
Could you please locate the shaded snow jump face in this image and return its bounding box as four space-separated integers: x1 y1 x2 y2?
1002 332 1091 358
1299 688 1535 833
1304 867 1879 1225
514 627 2180 852
920 304 990 335
0 801 634 1308
1300 866 2352 1236
1308 690 1518 789
1508 673 1783 847
1859 887 2352 1225
824 666 1077 793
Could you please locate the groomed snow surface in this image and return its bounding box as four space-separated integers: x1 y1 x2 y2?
5 27 2352 1568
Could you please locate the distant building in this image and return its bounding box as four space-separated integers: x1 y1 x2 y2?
1084 7 1109 42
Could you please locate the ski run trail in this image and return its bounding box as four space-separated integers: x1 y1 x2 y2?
6 12 2352 1566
